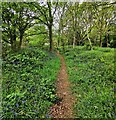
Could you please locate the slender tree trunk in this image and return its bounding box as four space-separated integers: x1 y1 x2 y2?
10 35 14 50
61 38 65 51
100 32 102 47
11 40 14 51
68 38 70 47
87 34 93 50
19 33 23 49
48 25 53 51
11 37 16 51
73 35 76 48
47 2 53 51
58 38 60 48
58 30 60 48
10 30 17 51
106 32 109 47
87 27 93 50
88 38 93 50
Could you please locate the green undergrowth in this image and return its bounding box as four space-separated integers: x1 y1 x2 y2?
62 46 115 119
2 47 60 119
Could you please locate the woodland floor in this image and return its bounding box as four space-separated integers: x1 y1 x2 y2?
50 51 75 118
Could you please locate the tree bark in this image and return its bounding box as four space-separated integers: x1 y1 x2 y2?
19 32 23 49
61 38 65 51
11 34 16 51
87 30 93 50
106 32 109 47
73 36 76 48
100 32 102 47
58 38 60 48
47 2 53 51
57 29 60 48
48 25 53 51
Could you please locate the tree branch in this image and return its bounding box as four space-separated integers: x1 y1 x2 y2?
53 1 58 17
31 3 49 25
25 32 47 37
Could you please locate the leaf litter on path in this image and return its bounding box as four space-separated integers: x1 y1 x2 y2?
49 52 76 118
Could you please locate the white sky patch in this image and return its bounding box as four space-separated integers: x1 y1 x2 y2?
1 0 115 2
79 0 85 3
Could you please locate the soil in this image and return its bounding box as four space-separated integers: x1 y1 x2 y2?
49 51 75 118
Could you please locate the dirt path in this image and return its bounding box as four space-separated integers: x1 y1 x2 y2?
50 51 75 118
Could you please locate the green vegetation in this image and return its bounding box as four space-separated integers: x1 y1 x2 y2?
2 47 60 118
63 46 115 118
1 1 115 119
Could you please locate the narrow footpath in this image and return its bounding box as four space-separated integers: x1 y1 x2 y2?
50 51 75 118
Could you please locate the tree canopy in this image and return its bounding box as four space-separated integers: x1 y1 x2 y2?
2 1 116 51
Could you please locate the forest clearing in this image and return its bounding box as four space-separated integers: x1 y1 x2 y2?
1 1 116 119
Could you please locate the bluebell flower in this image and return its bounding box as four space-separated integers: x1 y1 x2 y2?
40 88 43 92
45 114 49 118
22 100 26 104
11 109 14 112
3 109 6 112
6 104 10 108
34 110 38 113
112 88 116 91
14 112 18 116
16 103 19 108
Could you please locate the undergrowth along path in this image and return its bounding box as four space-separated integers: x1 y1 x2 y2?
50 51 75 118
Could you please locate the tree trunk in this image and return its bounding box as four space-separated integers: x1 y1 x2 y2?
47 2 53 51
73 35 76 48
87 34 93 50
10 29 17 51
57 30 60 48
61 38 65 51
48 25 53 51
86 27 93 50
11 34 16 51
88 38 93 50
19 33 23 49
10 35 14 50
100 32 102 47
106 32 109 47
58 38 60 48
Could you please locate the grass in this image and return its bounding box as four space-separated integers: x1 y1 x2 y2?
2 47 60 118
62 46 115 118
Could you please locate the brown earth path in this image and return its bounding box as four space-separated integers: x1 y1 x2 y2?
50 51 75 118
